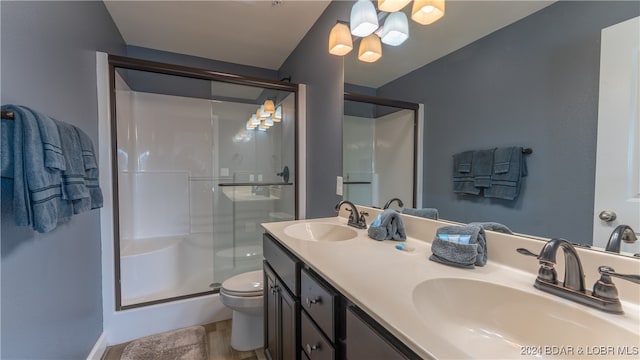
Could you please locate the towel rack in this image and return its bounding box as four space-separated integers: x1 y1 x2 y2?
1 110 14 120
522 148 532 154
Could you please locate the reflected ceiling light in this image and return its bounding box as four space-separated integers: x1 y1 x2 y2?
246 120 256 130
411 0 445 25
328 22 353 56
250 114 260 126
263 100 275 115
258 123 268 131
350 0 379 37
264 116 274 127
378 0 411 12
259 105 270 118
272 105 282 122
256 109 266 121
358 34 382 63
381 12 409 46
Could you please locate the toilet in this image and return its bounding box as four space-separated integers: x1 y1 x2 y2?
219 270 264 351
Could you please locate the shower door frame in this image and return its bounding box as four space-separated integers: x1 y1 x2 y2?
108 54 299 311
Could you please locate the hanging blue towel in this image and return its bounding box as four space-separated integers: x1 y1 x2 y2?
484 147 528 200
402 208 439 220
3 104 69 232
73 126 103 212
473 148 496 188
367 209 407 241
1 119 14 179
55 120 89 202
452 151 479 195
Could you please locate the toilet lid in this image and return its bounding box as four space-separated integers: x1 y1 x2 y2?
221 270 263 296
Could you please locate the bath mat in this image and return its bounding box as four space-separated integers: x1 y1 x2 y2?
120 326 208 360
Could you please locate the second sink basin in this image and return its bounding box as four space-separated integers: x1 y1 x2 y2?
412 278 639 358
283 222 358 242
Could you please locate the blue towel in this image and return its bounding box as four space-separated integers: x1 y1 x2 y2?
367 209 407 241
4 105 69 232
1 119 14 179
73 126 103 212
452 151 479 195
430 224 487 268
469 221 513 234
55 120 89 202
402 208 439 220
473 148 495 188
484 147 528 200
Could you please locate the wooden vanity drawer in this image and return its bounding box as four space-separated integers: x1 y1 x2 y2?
301 267 337 341
346 306 413 360
263 233 300 296
301 310 334 360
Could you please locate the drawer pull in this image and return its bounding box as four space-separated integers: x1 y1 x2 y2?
305 297 321 307
305 343 319 354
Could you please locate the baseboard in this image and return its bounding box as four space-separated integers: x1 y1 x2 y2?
87 332 108 360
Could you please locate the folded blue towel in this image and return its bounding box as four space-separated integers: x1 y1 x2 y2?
55 120 89 202
430 224 487 268
368 209 407 241
4 104 69 232
452 151 479 195
469 221 513 234
73 126 103 211
473 148 495 188
484 147 527 200
402 208 439 220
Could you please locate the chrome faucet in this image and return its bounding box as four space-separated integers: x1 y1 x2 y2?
335 201 368 229
383 198 404 210
605 225 637 253
518 238 639 314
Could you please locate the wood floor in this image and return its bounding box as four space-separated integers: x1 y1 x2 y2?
102 320 266 360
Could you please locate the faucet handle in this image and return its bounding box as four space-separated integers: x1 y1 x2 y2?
598 266 640 284
593 266 640 301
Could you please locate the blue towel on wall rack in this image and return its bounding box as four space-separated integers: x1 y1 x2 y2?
2 104 68 232
484 147 528 200
452 150 479 195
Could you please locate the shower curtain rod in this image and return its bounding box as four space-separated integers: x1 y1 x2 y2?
1 110 15 120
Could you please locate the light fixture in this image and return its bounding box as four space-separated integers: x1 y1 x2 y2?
381 11 409 46
350 0 378 37
378 0 411 12
264 116 274 127
330 1 446 62
358 34 382 63
263 100 275 115
258 123 268 131
250 114 260 126
411 0 445 25
272 105 282 122
328 22 353 56
246 120 256 130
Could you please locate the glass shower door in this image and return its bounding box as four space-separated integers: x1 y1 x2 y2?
210 89 296 286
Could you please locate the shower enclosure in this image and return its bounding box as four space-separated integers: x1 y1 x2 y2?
109 56 297 309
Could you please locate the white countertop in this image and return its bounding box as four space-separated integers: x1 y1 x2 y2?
262 207 640 359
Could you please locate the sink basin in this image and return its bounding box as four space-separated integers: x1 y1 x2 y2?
412 278 639 358
283 222 358 242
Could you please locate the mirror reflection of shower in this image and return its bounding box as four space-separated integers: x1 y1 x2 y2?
112 66 296 309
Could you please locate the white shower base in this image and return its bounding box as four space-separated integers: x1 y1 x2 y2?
120 234 262 306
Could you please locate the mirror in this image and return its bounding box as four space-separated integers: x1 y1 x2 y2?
343 1 640 257
342 94 419 209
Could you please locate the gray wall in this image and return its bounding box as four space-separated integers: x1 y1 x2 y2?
278 1 351 218
377 1 640 243
0 2 125 359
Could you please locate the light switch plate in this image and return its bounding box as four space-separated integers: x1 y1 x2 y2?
336 176 343 196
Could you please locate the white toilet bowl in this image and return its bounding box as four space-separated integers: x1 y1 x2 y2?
219 270 264 351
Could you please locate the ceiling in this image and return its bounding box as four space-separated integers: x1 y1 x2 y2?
105 0 554 89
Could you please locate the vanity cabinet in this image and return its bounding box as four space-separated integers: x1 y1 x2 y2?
263 233 418 360
264 234 300 360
